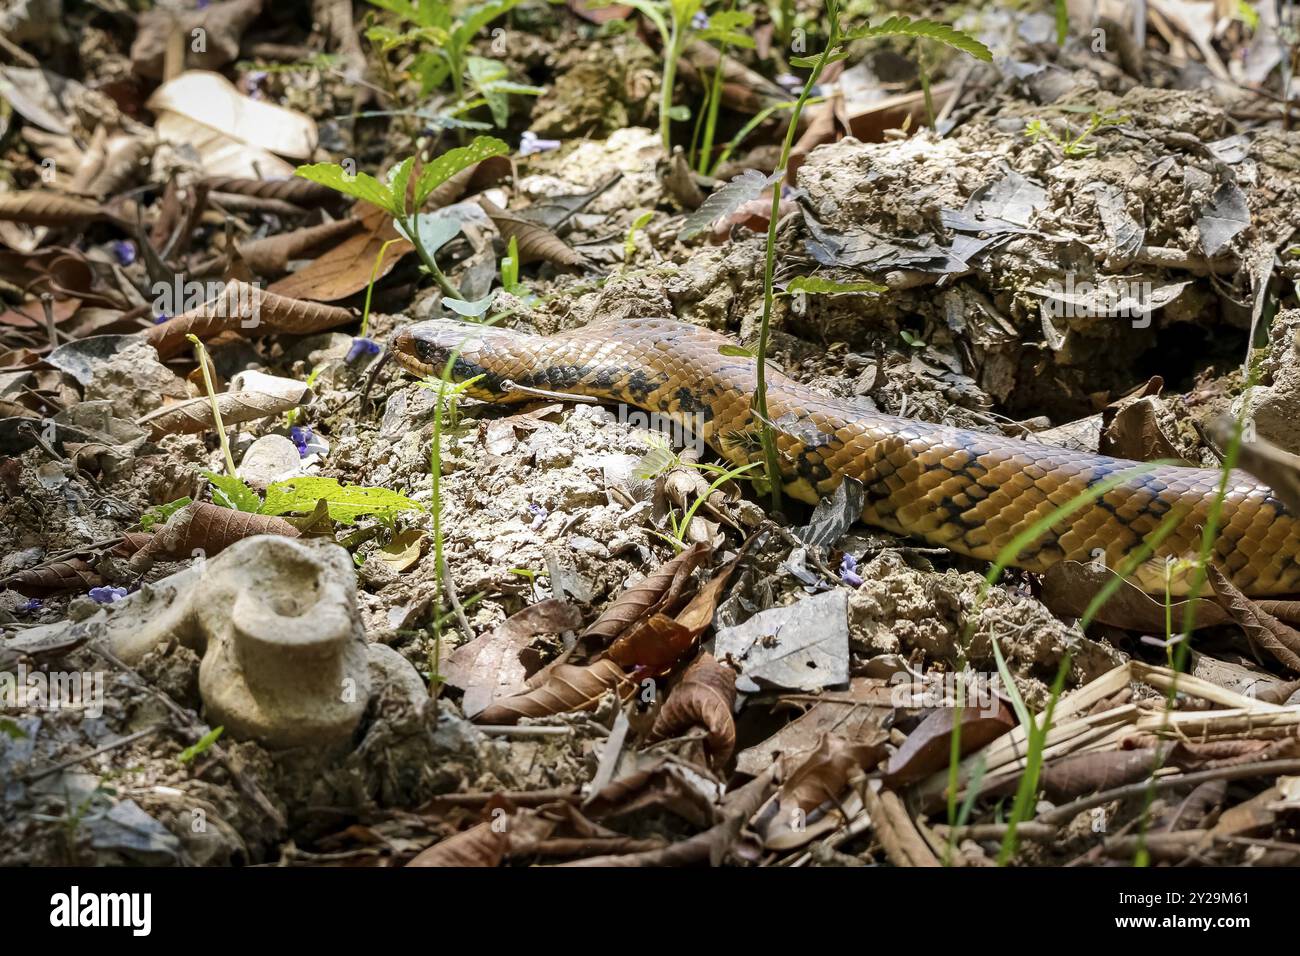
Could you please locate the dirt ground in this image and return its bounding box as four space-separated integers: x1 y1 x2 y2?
3 1 1300 869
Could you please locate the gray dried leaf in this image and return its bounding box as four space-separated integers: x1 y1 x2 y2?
714 588 849 692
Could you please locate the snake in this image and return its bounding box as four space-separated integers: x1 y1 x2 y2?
392 316 1300 597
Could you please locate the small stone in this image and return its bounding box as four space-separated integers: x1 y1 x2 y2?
238 434 303 490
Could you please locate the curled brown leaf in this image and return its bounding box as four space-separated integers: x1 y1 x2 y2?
580 541 709 647
648 653 737 766
1207 565 1300 674
135 384 307 439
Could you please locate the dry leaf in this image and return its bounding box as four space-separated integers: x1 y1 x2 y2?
648 653 737 766
1207 566 1300 674
131 0 264 79
375 528 424 573
753 733 887 850
580 541 709 647
473 658 633 725
443 599 583 718
130 502 299 569
883 702 1015 788
268 203 412 302
478 196 586 268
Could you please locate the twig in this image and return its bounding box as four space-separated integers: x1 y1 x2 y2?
23 725 165 782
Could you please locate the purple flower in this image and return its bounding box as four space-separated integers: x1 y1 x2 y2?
88 586 128 604
153 312 171 324
346 336 381 363
290 425 313 457
16 598 42 615
247 70 268 100
519 131 561 157
839 553 863 587
775 73 802 93
691 11 709 30
527 502 547 529
111 240 136 266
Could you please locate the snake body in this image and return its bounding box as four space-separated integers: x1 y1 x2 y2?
395 317 1300 596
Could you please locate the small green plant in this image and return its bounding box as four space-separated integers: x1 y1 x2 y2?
365 0 542 127
139 496 193 531
178 726 224 765
610 0 755 151
188 335 237 477
1025 108 1128 158
751 9 990 511
623 210 655 265
295 135 510 301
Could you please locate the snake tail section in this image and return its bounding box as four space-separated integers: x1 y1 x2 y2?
395 317 1300 596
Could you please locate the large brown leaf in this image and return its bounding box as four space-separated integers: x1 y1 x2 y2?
648 653 737 766
443 598 583 718
473 659 633 725
580 541 709 647
883 700 1015 788
267 202 412 302
752 733 887 850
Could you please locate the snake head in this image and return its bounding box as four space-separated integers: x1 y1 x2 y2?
392 319 524 401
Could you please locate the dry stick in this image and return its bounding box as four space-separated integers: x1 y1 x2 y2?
439 559 474 642
23 725 164 782
1036 758 1300 827
40 293 57 349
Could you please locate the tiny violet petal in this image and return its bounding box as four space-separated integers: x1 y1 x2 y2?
527 502 547 529
111 240 136 266
17 598 42 614
692 11 710 30
519 131 561 157
775 73 802 93
88 586 128 604
290 425 313 457
153 312 171 324
839 553 863 587
346 336 381 363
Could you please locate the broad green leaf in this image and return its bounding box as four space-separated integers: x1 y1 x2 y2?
202 470 262 513
468 56 511 126
295 163 397 215
442 293 496 317
453 0 525 48
0 718 28 740
395 205 465 255
261 477 423 524
387 156 416 218
785 276 888 296
414 135 510 206
845 16 993 62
